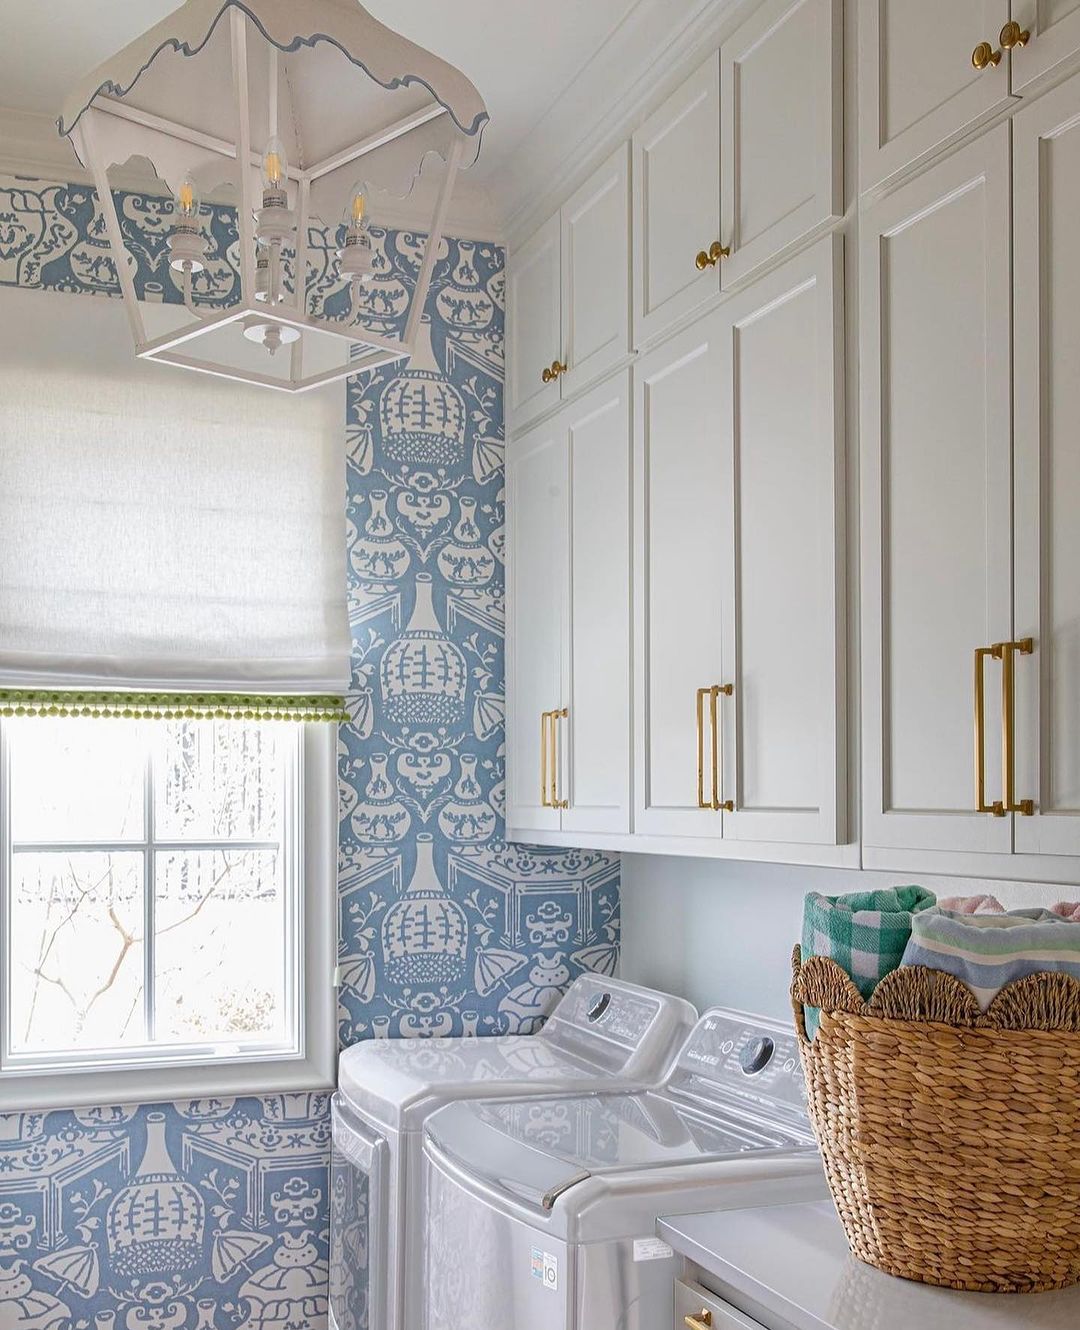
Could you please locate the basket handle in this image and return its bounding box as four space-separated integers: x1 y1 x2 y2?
790 945 810 1046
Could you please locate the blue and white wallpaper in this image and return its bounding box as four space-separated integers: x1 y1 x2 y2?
0 175 619 1328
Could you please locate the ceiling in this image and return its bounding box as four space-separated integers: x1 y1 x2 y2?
0 0 643 203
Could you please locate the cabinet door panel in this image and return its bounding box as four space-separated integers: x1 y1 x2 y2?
562 375 632 836
634 316 726 839
561 146 631 397
1011 1 1080 92
719 237 845 844
632 55 721 347
1013 76 1080 855
721 0 841 287
861 128 1013 854
507 215 561 429
507 419 566 833
858 0 1011 191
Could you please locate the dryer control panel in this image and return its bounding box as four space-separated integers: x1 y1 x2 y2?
667 1009 810 1133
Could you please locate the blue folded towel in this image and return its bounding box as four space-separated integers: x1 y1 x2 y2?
901 907 1080 1010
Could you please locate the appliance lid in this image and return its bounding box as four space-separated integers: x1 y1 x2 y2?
424 1087 814 1212
336 977 697 1130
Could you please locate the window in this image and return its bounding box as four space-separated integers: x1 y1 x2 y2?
0 717 337 1109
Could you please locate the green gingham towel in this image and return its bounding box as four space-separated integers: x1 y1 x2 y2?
801 886 936 1037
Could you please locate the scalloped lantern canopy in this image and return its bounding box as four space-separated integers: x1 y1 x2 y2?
59 0 488 392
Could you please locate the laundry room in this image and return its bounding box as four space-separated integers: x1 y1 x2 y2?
1 2 1079 1329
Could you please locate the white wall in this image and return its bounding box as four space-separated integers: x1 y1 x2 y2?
618 855 1068 1021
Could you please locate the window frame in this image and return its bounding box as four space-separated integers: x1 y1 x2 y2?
0 720 337 1111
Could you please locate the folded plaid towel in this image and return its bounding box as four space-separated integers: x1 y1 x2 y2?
902 908 1080 1010
802 886 936 1037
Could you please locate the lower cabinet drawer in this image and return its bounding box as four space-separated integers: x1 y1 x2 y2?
675 1277 764 1330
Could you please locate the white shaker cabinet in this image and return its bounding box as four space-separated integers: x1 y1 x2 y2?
507 215 562 430
717 236 846 846
559 146 631 400
1012 73 1080 857
861 128 1014 858
507 414 566 833
507 375 632 840
633 314 728 841
720 0 842 287
507 148 630 430
1010 1 1080 92
858 0 1012 192
632 55 722 347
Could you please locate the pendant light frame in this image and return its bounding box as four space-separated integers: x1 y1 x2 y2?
63 4 483 393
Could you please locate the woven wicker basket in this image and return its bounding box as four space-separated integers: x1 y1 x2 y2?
791 944 1080 1293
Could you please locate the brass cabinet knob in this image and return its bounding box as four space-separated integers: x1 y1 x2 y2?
695 241 731 270
542 359 567 384
1000 20 1031 50
972 40 1002 69
685 1312 713 1330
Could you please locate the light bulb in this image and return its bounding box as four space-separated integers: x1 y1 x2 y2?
338 185 374 285
262 136 289 199
174 176 202 228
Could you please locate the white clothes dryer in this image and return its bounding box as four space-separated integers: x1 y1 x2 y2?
329 975 696 1330
421 1008 826 1330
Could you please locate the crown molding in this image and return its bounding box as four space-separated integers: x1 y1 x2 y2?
0 106 505 244
501 0 753 249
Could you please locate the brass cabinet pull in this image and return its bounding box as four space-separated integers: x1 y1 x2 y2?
1000 20 1031 50
710 684 734 812
696 687 710 808
972 40 1003 69
695 241 731 270
1001 638 1035 816
974 644 1006 816
685 1312 713 1330
540 710 553 807
541 359 567 384
552 707 569 809
696 684 733 812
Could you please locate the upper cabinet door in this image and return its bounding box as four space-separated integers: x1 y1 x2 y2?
717 237 846 846
561 374 633 837
507 214 562 430
507 417 567 835
858 0 1012 192
632 55 722 348
861 128 1013 856
1012 74 1080 856
560 146 631 398
633 314 727 840
720 0 842 288
1010 1 1080 92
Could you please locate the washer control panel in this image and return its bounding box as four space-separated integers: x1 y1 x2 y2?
670 1010 808 1124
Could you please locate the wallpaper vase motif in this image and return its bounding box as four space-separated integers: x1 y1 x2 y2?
0 173 620 1328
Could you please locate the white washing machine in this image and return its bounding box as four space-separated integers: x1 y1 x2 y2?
329 975 697 1330
421 1008 827 1330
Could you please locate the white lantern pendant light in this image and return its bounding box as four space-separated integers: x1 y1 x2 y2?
59 0 488 394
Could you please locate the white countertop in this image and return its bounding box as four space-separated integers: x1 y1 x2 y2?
658 1201 1080 1330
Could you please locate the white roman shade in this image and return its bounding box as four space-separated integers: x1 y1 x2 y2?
0 285 350 719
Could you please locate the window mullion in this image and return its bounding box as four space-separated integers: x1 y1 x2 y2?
144 731 155 1045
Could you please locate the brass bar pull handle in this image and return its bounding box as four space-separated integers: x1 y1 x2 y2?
540 710 552 807
553 707 569 809
696 687 710 808
685 1312 713 1330
974 645 1005 816
710 684 734 812
1001 638 1035 816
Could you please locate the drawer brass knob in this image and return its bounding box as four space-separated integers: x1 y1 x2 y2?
541 359 567 384
999 20 1030 50
972 40 1002 69
685 1312 713 1330
695 241 731 270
